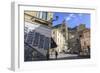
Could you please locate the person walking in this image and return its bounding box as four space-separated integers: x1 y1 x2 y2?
55 51 58 59
46 50 49 60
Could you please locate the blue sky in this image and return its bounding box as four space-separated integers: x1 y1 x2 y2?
52 12 90 28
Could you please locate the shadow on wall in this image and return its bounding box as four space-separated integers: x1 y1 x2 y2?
24 23 57 61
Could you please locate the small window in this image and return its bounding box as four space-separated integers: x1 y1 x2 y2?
38 34 45 49
44 37 50 49
33 32 40 47
62 29 65 32
26 31 34 45
53 31 55 34
79 35 82 38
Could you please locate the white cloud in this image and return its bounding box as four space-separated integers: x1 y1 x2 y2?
69 14 74 17
66 17 71 21
65 13 75 21
78 13 83 16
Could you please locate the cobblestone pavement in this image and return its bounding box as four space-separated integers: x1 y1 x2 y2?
49 53 90 60
50 53 78 59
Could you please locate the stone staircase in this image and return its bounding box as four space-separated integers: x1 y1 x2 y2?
24 41 48 61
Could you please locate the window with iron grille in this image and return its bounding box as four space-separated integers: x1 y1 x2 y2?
38 34 45 49
33 32 40 46
44 37 50 49
26 31 34 45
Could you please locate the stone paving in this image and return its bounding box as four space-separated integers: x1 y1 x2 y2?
50 53 78 59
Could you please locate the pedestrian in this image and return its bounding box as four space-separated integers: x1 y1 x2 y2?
46 50 49 60
55 51 58 59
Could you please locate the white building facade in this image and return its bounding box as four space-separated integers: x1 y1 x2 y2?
52 29 65 53
52 21 68 53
